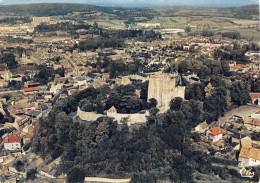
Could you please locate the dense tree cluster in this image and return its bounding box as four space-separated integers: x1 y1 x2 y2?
33 64 65 85
34 22 91 33
78 81 149 114
79 37 125 51
185 77 250 122
166 55 250 122
221 32 241 39
0 16 32 24
0 53 18 70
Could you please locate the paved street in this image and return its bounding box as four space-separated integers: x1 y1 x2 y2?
219 105 260 124
209 105 260 128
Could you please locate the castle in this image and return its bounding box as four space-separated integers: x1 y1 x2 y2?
147 73 185 111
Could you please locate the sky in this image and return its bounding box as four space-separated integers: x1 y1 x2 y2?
0 0 258 7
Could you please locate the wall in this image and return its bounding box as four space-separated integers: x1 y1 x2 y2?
84 177 131 183
251 113 260 119
107 111 148 125
249 158 260 167
4 142 21 151
77 106 104 121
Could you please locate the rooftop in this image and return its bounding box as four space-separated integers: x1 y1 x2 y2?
5 135 21 143
24 87 38 92
210 127 223 136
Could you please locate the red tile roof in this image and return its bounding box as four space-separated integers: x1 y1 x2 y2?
63 42 76 46
230 64 247 70
24 87 38 92
69 90 78 95
26 110 33 114
210 127 223 136
249 93 260 99
0 64 8 71
5 135 21 143
236 64 247 68
26 133 34 139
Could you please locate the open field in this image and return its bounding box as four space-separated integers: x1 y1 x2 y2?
89 20 125 29
223 18 259 26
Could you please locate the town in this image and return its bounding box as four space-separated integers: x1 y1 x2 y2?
0 3 259 183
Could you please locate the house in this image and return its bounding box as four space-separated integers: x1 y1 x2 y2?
238 136 260 167
244 115 260 130
23 87 38 94
68 89 79 95
249 93 260 105
208 127 223 142
13 116 31 131
193 121 209 134
4 135 22 151
0 64 12 81
27 110 42 119
0 151 9 163
39 166 56 179
239 147 260 167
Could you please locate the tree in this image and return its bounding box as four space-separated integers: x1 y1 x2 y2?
197 65 210 79
14 160 25 172
205 83 214 97
0 53 18 69
191 132 201 142
170 97 183 111
178 60 190 74
185 26 191 32
66 167 86 183
26 169 37 181
229 81 251 106
149 98 157 108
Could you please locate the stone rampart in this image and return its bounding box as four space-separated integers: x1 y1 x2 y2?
107 111 148 125
77 106 104 121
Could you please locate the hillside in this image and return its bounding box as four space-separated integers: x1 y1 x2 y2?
0 4 258 20
152 5 259 19
0 3 157 19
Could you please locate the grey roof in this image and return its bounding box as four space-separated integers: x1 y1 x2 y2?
177 76 185 86
28 110 42 118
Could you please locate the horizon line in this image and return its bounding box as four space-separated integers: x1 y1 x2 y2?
0 2 258 8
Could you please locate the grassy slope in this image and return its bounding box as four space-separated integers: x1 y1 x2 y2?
152 5 259 20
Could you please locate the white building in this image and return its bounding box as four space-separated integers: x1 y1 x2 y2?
239 147 260 167
208 127 223 142
4 135 22 151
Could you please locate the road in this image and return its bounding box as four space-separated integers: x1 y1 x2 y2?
64 55 76 69
209 105 260 128
219 105 260 124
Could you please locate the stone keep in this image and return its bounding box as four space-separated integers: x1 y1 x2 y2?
147 74 185 111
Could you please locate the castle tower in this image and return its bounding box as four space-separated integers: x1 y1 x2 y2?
147 74 185 111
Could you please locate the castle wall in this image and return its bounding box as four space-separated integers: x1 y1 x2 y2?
77 106 104 121
107 111 148 125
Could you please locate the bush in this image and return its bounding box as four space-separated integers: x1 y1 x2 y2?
14 160 25 172
66 167 86 183
26 169 37 181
